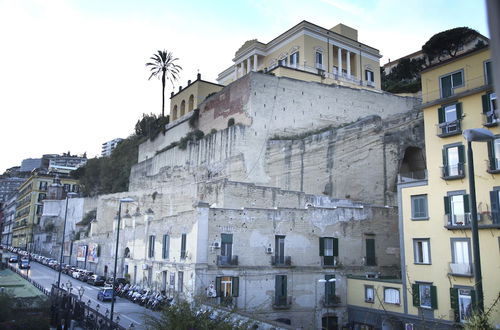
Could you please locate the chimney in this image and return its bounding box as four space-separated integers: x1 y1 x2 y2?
179 86 182 92
171 91 174 97
188 80 191 85
197 73 201 80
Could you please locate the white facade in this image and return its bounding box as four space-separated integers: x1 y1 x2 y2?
101 138 123 157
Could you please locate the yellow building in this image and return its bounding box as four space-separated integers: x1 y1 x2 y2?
217 21 382 90
398 46 499 328
169 73 224 121
12 173 79 249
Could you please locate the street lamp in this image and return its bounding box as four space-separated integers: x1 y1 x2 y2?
110 197 134 324
57 192 77 288
463 128 495 313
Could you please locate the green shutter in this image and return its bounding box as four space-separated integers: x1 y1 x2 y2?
430 285 438 309
441 76 452 98
458 145 465 164
444 196 450 215
232 277 239 297
442 147 448 166
221 233 233 244
482 94 491 114
333 237 339 257
450 288 460 322
488 141 495 170
412 284 420 307
463 194 470 213
470 290 477 312
366 239 376 266
215 277 222 297
456 102 463 119
490 190 500 224
319 237 324 256
325 275 335 299
438 106 445 124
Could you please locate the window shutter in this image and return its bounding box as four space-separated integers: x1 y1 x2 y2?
442 147 448 166
325 275 335 298
221 233 233 244
456 102 463 119
430 285 438 309
333 237 339 257
366 239 376 265
444 196 450 215
365 70 368 81
449 288 460 322
319 237 325 256
490 191 500 224
438 107 445 124
470 290 477 310
412 284 420 307
482 94 491 114
463 194 470 213
488 141 495 170
458 145 465 164
232 277 239 297
215 277 222 297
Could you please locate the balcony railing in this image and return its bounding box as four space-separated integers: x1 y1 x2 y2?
322 295 341 307
437 120 462 137
271 255 292 267
219 296 236 308
216 255 238 267
441 163 465 180
444 213 471 227
321 256 339 268
482 112 499 127
449 262 473 276
398 170 428 183
273 295 292 309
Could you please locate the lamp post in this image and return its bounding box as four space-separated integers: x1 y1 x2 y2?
463 128 494 313
57 192 77 288
110 197 134 324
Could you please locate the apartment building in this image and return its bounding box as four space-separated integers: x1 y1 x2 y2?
217 21 382 90
1 192 18 247
101 138 123 157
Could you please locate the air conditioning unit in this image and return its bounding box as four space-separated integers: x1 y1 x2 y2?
266 247 273 254
142 264 149 270
212 241 221 249
365 272 379 279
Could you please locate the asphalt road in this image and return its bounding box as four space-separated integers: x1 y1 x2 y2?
10 259 159 329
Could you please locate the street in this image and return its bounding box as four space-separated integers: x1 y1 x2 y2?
12 260 159 329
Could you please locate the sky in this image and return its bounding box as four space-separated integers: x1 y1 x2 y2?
0 0 490 173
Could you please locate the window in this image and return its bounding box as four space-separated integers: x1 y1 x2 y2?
384 287 400 305
290 52 299 67
215 276 239 305
319 237 338 266
485 60 493 85
411 195 428 219
450 288 474 322
63 184 70 192
39 181 48 191
413 239 431 264
365 238 376 266
279 57 288 67
170 272 175 289
412 283 437 309
365 285 374 303
324 275 336 305
162 234 170 259
482 92 498 126
444 194 470 226
438 103 463 136
365 70 374 82
274 275 288 306
316 51 323 69
148 235 155 258
178 271 183 292
180 233 187 259
36 204 43 215
440 70 464 98
487 138 500 172
490 189 500 224
450 239 472 276
275 235 285 265
162 271 167 292
442 144 465 178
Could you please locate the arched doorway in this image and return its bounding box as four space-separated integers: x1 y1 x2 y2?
322 315 338 330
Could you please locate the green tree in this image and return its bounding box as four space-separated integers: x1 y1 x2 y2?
146 50 182 118
422 27 479 63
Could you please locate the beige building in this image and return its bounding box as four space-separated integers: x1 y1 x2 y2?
218 21 382 90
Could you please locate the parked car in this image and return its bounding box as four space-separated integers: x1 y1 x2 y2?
97 287 116 302
79 271 94 282
18 258 30 269
8 256 18 263
106 277 129 286
87 275 106 286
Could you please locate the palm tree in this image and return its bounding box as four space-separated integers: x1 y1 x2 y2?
146 50 182 117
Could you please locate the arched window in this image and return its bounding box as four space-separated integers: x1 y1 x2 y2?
188 95 194 112
172 105 178 120
180 100 186 116
124 247 130 258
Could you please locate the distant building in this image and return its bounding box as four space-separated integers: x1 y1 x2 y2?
20 158 42 172
0 177 25 202
1 191 17 247
48 155 87 174
101 138 123 157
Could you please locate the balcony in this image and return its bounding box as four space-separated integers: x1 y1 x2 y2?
444 213 471 228
273 295 292 309
321 256 339 268
437 120 462 137
219 296 236 308
441 163 465 180
486 159 500 174
321 295 341 307
449 262 473 277
483 112 499 127
398 170 427 183
216 255 238 267
271 256 292 267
